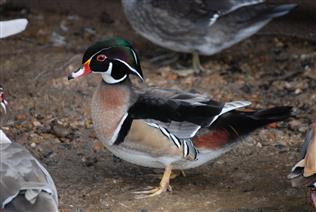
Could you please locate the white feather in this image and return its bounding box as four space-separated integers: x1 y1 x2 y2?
209 100 251 125
0 19 28 39
108 113 128 145
0 130 11 144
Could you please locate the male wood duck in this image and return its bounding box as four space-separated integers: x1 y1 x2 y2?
0 87 59 211
121 0 296 72
68 37 292 198
288 124 316 208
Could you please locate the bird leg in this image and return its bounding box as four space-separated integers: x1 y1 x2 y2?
134 165 173 199
170 170 186 179
149 52 179 66
149 169 185 180
192 52 205 73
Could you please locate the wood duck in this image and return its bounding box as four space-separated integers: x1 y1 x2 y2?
0 86 8 113
0 19 28 39
0 86 59 211
288 124 316 208
121 0 296 72
68 37 292 198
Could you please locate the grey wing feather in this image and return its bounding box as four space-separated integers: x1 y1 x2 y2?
149 0 264 27
211 0 264 15
0 142 58 211
146 119 201 139
300 127 315 159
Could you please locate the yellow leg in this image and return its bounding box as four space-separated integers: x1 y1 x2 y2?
192 52 205 73
134 165 173 199
170 170 186 179
150 169 185 180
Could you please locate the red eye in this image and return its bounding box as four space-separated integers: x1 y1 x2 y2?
96 54 107 62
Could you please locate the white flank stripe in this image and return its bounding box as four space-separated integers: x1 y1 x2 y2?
109 113 128 145
183 141 189 156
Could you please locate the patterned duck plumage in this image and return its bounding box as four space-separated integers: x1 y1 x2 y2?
68 37 292 198
121 0 296 72
0 85 8 113
0 87 58 211
288 124 316 208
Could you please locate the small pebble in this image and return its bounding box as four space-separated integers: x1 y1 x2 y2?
256 142 263 148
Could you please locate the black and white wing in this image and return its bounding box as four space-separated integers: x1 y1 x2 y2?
122 88 250 160
0 132 58 212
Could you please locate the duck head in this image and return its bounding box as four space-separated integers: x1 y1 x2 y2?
0 85 8 113
68 37 143 84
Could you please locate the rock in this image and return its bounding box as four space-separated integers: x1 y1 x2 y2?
51 121 70 138
15 114 26 121
32 119 42 127
256 142 263 148
294 88 302 94
81 156 98 167
92 142 104 152
288 120 301 131
50 31 66 47
274 144 288 153
112 155 122 163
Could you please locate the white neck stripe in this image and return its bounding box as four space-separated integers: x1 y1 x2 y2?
114 58 143 81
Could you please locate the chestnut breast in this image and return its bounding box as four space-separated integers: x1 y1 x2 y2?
91 82 131 145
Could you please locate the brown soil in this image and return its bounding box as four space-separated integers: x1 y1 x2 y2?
1 1 316 211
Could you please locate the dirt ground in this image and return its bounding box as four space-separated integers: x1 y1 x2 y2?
1 1 316 211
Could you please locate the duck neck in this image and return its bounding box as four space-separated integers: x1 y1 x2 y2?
91 79 134 145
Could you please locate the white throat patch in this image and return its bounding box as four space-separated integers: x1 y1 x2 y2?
101 62 127 84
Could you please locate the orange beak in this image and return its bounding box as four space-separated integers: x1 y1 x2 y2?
68 59 92 80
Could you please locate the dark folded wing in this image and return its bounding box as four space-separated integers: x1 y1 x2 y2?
116 88 250 160
129 88 224 127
